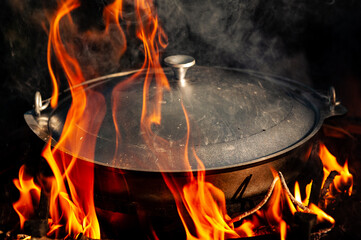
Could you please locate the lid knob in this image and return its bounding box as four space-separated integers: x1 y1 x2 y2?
164 55 195 82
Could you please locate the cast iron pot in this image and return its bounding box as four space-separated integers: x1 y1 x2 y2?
25 55 346 214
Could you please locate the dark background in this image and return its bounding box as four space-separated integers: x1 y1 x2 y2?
1 0 361 232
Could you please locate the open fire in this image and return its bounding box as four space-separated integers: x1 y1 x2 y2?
10 0 354 239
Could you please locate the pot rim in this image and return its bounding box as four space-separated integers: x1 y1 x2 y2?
24 67 347 173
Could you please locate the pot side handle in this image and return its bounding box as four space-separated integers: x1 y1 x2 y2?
243 69 347 119
325 86 347 118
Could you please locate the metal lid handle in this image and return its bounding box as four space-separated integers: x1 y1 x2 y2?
34 91 50 116
164 55 195 82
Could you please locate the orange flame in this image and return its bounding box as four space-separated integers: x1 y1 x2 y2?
294 182 302 203
45 0 168 238
235 216 257 237
13 0 353 238
110 0 168 164
13 165 41 229
181 173 237 240
181 152 239 239
319 143 353 196
262 171 287 240
14 0 168 237
161 105 239 240
135 1 169 130
303 180 313 207
44 0 105 237
159 110 290 240
102 0 127 63
47 0 81 108
291 180 334 225
234 172 288 239
309 203 335 225
293 181 312 209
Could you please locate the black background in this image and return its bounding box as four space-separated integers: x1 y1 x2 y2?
1 0 361 234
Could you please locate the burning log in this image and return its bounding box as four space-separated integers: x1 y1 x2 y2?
319 170 339 209
229 176 280 225
278 172 310 213
291 212 317 240
22 190 49 238
228 170 337 239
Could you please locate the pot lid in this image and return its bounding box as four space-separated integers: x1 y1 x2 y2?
27 55 346 172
